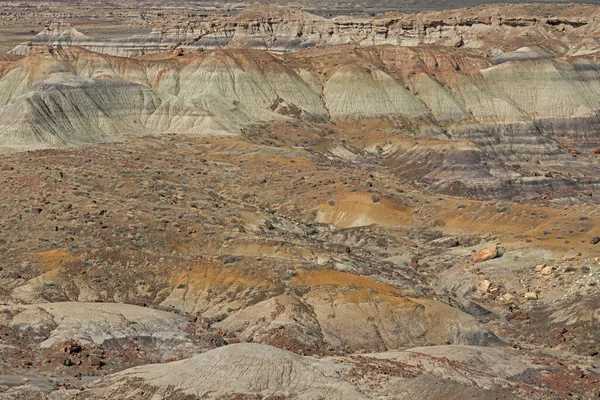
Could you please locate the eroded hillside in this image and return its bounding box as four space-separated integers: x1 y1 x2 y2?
1 43 600 202
0 3 599 400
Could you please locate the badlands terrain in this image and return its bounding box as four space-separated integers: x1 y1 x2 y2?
0 1 599 400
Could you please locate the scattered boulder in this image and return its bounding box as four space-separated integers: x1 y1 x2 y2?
89 357 102 367
541 266 554 275
524 292 538 300
472 244 499 263
534 263 546 272
477 279 492 293
169 48 184 57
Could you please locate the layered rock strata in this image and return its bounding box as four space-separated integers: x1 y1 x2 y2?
1 44 600 201
11 4 600 57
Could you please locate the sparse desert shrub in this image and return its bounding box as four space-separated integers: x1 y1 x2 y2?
223 256 241 264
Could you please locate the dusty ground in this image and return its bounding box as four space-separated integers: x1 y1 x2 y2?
0 125 598 397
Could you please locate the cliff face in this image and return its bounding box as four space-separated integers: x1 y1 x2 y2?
9 22 198 58
1 43 599 202
10 4 600 57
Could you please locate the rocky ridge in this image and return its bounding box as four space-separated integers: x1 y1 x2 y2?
70 343 538 399
10 4 600 57
1 43 600 202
